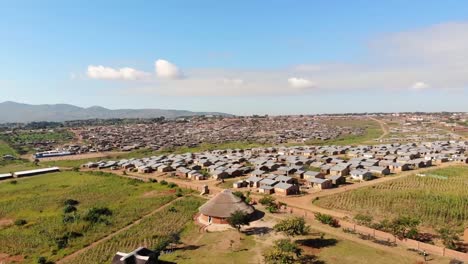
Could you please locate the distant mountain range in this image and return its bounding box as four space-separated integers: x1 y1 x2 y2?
0 101 232 123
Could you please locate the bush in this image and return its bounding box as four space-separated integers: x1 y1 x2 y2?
175 188 183 197
63 199 79 206
160 180 168 185
62 214 76 223
168 182 177 188
315 213 339 227
83 207 113 224
55 235 69 249
10 180 17 185
37 256 53 264
259 195 276 206
63 204 77 214
274 217 310 237
14 219 27 226
149 178 157 183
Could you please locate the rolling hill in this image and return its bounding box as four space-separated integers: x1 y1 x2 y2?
0 101 231 123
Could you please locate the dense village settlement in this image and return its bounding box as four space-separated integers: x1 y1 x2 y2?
0 113 467 264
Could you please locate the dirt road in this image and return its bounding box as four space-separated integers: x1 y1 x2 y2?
369 116 389 141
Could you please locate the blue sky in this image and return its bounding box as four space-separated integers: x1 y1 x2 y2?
1 0 467 114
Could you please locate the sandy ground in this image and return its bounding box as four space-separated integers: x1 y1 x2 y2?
22 151 125 162
0 218 13 228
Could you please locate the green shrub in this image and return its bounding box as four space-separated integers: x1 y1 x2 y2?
63 204 77 214
14 219 27 226
63 199 79 206
83 207 113 224
315 213 339 227
259 195 275 206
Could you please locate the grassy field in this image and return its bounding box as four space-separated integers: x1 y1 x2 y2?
306 118 382 146
0 140 18 157
160 222 257 264
64 196 204 264
0 162 39 173
0 171 181 263
159 217 425 264
314 166 468 228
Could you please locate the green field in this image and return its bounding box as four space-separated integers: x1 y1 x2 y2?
0 140 17 157
306 118 382 146
64 196 204 264
0 171 182 263
315 166 468 228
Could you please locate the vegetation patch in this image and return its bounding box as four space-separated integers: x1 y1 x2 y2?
63 196 204 264
0 171 177 263
315 166 468 229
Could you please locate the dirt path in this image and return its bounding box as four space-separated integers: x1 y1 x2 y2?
369 116 389 141
56 197 183 264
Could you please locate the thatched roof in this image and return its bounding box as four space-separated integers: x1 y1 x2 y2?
199 189 254 218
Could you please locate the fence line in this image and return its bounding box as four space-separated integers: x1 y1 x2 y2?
283 205 468 261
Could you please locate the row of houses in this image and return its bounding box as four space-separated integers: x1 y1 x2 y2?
84 140 467 195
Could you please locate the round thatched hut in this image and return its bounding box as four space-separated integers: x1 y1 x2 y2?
199 189 254 224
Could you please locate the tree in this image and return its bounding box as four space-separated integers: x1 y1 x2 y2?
259 195 280 213
263 239 303 264
274 217 310 237
388 216 420 239
437 227 460 250
227 210 250 232
259 195 276 206
233 191 246 201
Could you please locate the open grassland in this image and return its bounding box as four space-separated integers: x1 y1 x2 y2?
0 171 180 263
0 140 18 157
315 166 468 228
0 162 39 173
63 196 204 264
306 118 382 146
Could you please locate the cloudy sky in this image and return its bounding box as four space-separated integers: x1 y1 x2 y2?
1 0 467 114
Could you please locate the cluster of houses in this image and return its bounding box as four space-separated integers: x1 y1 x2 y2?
76 116 364 152
83 141 467 196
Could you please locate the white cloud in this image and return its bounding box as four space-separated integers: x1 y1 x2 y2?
155 59 183 79
98 22 468 96
288 77 316 89
410 82 429 90
221 78 244 85
87 65 148 80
